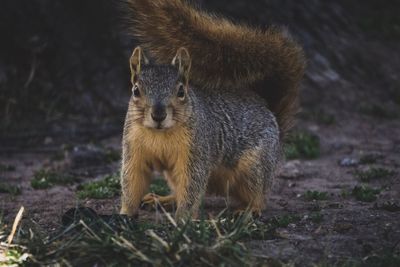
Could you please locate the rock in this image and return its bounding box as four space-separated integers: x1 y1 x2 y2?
280 160 303 179
338 157 359 167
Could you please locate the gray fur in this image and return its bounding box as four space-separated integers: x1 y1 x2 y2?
121 64 281 218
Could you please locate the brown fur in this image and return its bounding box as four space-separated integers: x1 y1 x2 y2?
121 123 192 216
207 148 265 212
142 193 176 207
124 0 306 138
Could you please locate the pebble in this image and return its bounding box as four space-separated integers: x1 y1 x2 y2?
338 157 359 167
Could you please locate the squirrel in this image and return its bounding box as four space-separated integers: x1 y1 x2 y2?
119 0 305 220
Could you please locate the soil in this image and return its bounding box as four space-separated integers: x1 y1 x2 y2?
1 0 400 266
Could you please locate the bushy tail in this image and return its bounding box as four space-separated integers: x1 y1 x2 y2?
123 0 306 138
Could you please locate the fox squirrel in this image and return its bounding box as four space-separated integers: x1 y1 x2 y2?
120 0 305 219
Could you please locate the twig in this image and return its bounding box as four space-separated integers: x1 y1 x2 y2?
79 220 101 241
155 198 191 243
146 229 170 251
210 219 222 239
7 206 24 244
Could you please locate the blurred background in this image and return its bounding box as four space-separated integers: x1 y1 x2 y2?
0 0 399 143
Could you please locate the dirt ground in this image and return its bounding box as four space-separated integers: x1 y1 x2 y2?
1 110 399 266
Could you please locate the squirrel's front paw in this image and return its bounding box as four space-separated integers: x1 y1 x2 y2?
141 193 176 210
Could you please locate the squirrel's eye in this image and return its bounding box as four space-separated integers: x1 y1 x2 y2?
133 85 140 97
177 85 185 99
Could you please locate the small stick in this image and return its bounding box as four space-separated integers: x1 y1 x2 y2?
7 206 25 244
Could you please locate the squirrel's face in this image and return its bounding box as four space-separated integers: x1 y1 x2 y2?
128 47 192 130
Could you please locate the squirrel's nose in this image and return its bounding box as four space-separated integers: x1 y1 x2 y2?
151 104 167 123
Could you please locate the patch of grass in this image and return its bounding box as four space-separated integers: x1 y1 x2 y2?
285 131 320 159
77 173 120 199
309 212 324 223
1 247 30 266
352 185 380 202
0 219 31 266
0 182 21 195
8 210 274 266
359 154 384 164
0 163 16 172
31 169 79 189
149 179 170 196
304 190 329 201
77 175 171 200
354 167 395 182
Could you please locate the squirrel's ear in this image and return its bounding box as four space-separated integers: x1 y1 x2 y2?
172 47 191 86
129 46 149 84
